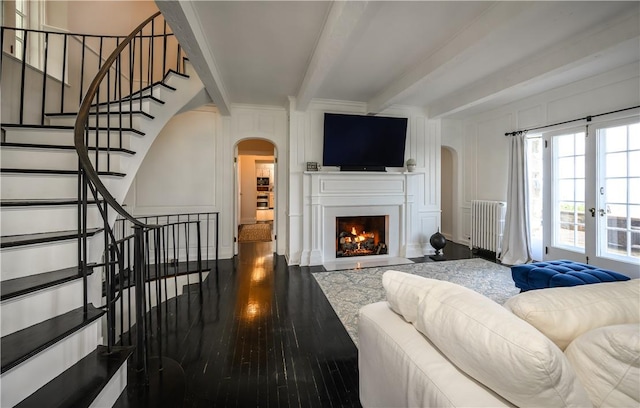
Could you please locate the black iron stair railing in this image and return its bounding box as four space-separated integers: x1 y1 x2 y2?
1 24 181 127
115 212 220 264
109 212 219 345
103 216 217 382
70 11 200 384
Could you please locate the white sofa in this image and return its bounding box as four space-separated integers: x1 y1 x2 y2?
358 271 640 407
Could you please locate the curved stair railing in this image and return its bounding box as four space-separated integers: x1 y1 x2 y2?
72 12 207 383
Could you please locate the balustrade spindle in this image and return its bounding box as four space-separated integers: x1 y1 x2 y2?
41 32 49 125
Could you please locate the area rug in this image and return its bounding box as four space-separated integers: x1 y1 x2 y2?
238 223 272 243
312 258 519 346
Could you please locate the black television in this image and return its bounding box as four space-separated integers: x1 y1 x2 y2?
322 113 408 171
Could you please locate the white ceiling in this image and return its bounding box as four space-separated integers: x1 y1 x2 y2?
158 1 640 118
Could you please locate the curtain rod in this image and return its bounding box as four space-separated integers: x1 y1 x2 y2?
504 105 640 136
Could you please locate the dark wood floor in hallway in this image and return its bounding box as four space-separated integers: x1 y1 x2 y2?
117 241 361 407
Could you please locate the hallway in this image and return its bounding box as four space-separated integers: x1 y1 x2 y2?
118 242 361 407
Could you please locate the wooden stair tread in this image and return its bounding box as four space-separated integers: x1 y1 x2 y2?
15 345 133 408
103 260 212 295
0 168 126 177
166 69 189 79
144 78 177 94
91 94 165 109
45 110 154 120
0 142 135 155
127 81 177 98
0 228 102 248
1 265 95 301
0 199 102 207
147 260 212 280
0 123 145 136
1 304 105 373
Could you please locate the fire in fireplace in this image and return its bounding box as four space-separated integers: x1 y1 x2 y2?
336 216 387 258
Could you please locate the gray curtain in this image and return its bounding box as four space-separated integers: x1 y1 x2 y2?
500 132 532 265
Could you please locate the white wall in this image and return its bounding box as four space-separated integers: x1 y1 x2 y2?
134 86 640 266
124 107 217 213
441 118 463 242
287 98 441 265
99 63 640 265
238 155 256 224
64 1 159 35
440 147 454 239
123 106 219 254
124 103 288 260
445 62 640 245
230 105 288 255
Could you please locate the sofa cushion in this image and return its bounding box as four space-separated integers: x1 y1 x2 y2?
565 323 640 407
359 302 513 407
382 270 432 324
403 275 591 407
504 280 640 350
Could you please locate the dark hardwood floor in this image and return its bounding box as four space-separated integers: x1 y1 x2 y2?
117 239 483 407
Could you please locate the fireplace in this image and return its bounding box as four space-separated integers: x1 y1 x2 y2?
336 215 388 258
302 171 432 266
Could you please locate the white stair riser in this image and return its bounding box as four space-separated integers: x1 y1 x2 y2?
82 82 168 103
0 61 202 408
0 319 100 407
47 113 148 128
1 173 118 200
2 240 80 279
1 148 124 173
89 359 129 408
90 99 156 114
135 84 173 99
1 279 84 336
3 128 137 149
0 205 103 236
46 83 173 125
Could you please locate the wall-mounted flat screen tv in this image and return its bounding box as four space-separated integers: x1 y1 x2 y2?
322 113 408 171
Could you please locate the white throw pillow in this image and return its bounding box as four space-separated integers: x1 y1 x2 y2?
382 270 431 324
408 276 592 408
565 323 640 407
504 280 640 350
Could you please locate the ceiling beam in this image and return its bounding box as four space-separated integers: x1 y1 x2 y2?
365 1 535 115
427 10 640 118
157 0 231 116
295 1 379 112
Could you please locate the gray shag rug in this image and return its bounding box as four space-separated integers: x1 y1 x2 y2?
312 258 519 346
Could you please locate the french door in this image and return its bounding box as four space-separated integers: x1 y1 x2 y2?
543 116 640 276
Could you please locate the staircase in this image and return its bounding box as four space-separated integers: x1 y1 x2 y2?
1 14 209 407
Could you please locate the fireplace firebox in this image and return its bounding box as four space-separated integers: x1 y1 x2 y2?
336 215 387 258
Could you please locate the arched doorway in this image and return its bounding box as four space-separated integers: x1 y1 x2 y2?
440 146 456 241
234 139 276 254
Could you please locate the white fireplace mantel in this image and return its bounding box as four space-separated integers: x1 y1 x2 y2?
300 171 427 266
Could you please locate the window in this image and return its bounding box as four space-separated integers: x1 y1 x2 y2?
7 0 44 69
552 131 586 251
597 121 640 261
544 118 639 275
15 0 26 59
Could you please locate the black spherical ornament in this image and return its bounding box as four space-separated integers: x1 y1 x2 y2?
429 229 447 261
